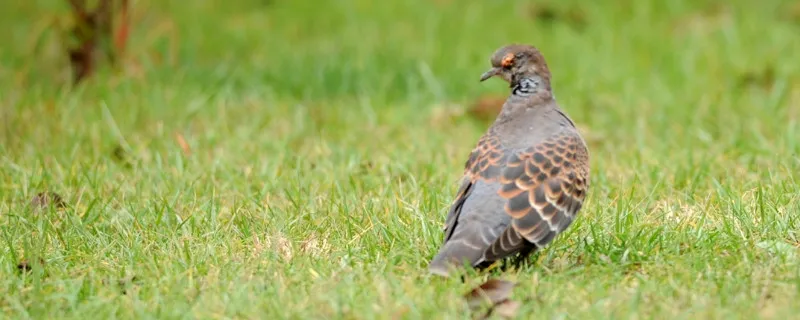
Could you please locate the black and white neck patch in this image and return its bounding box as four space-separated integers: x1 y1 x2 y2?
511 77 541 96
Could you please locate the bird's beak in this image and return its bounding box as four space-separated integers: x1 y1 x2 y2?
479 67 501 82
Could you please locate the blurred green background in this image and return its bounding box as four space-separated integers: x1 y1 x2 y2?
1 0 800 318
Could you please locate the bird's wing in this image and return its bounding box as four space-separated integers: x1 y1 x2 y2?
441 132 507 242
430 132 510 274
483 129 589 261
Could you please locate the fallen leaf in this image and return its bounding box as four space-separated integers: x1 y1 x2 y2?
464 278 517 309
101 275 140 294
30 192 66 210
16 261 32 272
111 144 132 167
525 3 587 29
300 234 331 256
736 66 776 91
267 235 293 261
483 299 521 319
118 275 140 295
467 95 505 122
527 3 558 23
359 160 375 173
16 258 45 273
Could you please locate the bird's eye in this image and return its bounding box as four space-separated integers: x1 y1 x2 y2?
501 54 514 69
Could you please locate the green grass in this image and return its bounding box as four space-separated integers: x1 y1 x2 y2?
2 0 800 318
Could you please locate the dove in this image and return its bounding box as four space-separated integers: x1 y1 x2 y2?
429 44 590 276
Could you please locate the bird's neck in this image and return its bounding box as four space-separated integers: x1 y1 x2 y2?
492 74 556 126
509 74 551 98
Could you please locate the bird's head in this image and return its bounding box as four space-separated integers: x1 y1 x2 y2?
479 44 552 85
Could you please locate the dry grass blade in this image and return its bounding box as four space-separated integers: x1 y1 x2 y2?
175 132 191 155
113 0 131 60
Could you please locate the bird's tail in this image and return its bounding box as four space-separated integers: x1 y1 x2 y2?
428 240 486 277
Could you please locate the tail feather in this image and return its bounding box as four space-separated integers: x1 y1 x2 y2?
428 239 485 276
483 226 528 262
430 227 539 276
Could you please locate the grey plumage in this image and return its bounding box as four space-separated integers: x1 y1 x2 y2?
429 44 590 276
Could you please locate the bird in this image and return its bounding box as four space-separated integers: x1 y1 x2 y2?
428 44 590 276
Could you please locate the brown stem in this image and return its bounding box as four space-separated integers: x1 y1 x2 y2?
65 0 119 83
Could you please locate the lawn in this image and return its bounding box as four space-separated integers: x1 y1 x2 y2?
2 0 800 318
